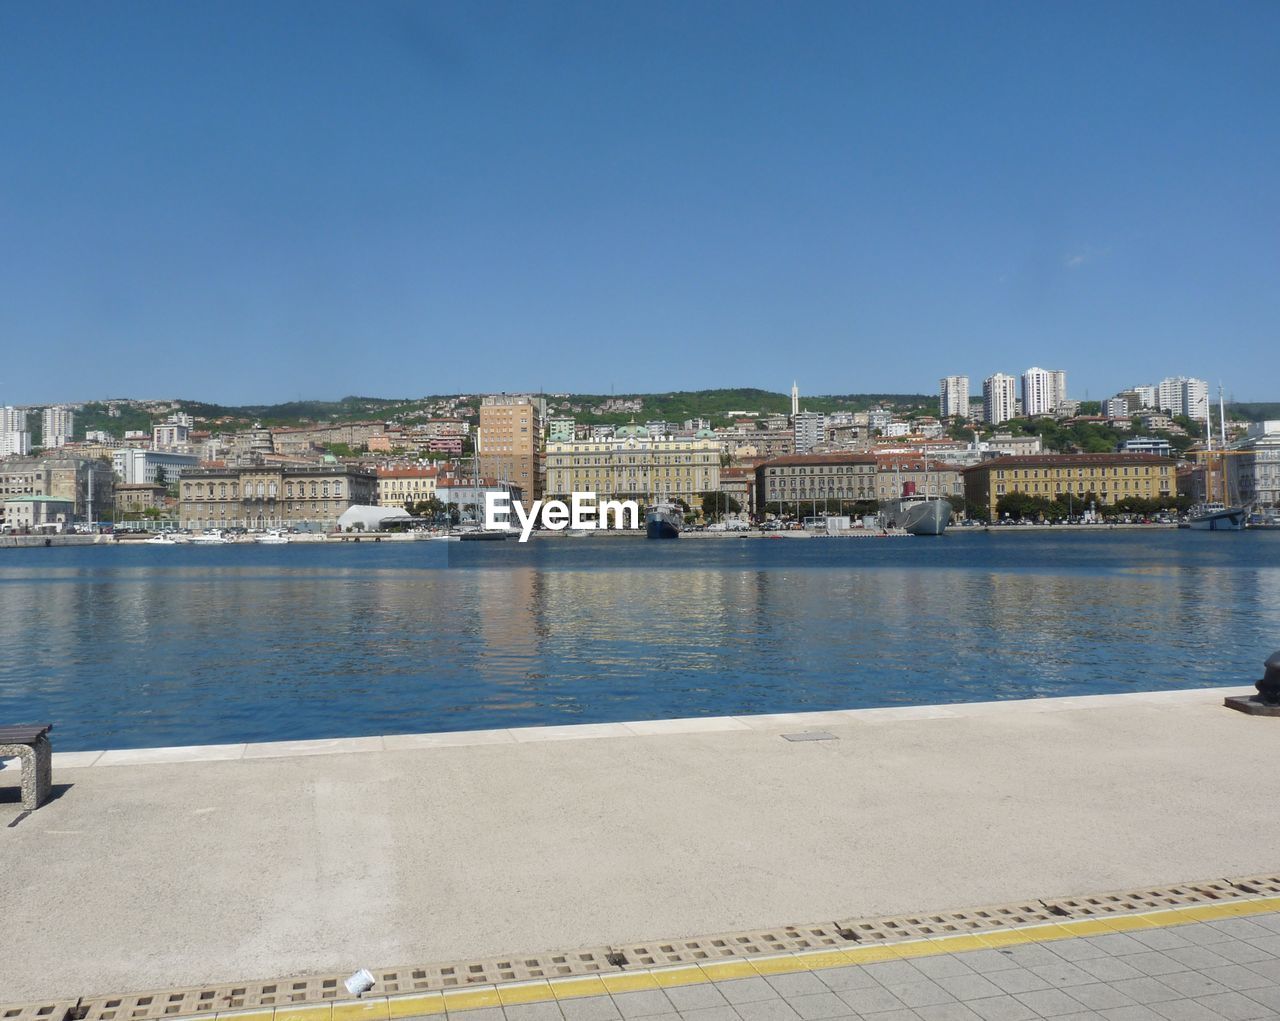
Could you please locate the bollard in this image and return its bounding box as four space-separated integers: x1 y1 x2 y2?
1259 651 1280 706
1225 651 1280 716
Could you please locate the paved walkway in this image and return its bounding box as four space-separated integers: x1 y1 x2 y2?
3 687 1278 1004
420 909 1280 1021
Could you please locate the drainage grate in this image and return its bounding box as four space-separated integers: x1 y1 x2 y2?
6 873 1279 1020
1042 879 1244 918
834 901 1060 942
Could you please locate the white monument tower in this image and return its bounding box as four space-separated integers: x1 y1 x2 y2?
791 381 799 418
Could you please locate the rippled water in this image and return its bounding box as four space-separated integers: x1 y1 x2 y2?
2 530 1278 750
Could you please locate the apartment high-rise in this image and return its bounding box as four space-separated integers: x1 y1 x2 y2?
939 376 970 419
1021 367 1067 417
792 410 827 454
1157 377 1209 421
41 405 75 448
983 374 1018 426
1 406 31 458
477 395 546 499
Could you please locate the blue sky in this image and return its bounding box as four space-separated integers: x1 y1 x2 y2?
1 1 1277 405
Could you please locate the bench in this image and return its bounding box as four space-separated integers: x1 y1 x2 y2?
0 723 53 810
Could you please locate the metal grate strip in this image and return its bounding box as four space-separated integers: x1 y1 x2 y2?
6 873 1279 1021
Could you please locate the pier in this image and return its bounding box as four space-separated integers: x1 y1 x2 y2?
3 686 1277 1007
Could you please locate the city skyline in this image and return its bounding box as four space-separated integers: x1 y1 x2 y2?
3 2 1278 404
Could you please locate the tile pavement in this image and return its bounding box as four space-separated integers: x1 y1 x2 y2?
445 912 1280 1021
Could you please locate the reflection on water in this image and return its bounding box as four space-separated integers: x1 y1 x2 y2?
1 531 1278 750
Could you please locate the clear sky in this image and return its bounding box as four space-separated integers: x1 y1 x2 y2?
1 1 1277 406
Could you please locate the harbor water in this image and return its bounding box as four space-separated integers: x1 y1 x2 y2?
2 530 1278 751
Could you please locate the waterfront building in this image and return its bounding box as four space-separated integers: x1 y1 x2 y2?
1157 377 1209 421
1021 368 1067 417
1119 436 1173 458
792 411 826 454
545 429 720 506
755 453 878 512
0 456 114 521
178 464 377 531
114 483 170 514
376 466 438 509
41 405 75 448
717 467 756 516
874 454 963 503
113 448 200 486
963 453 1176 518
1230 421 1280 510
547 416 576 443
0 495 76 533
939 376 970 420
478 395 545 499
438 479 522 524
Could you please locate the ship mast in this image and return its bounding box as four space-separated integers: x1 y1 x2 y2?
1218 384 1229 506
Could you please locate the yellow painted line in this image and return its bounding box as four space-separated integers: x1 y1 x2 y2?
650 965 709 988
332 1000 390 1021
976 929 1033 948
495 981 553 1006
1101 913 1158 932
925 934 989 954
600 972 661 993
888 939 940 959
748 955 806 976
386 993 445 1019
549 976 609 1000
441 987 502 1012
275 1007 333 1021
215 1011 275 1021
842 943 903 964
1054 918 1120 937
1174 904 1239 922
1138 909 1197 928
697 959 760 981
1015 923 1076 943
791 950 855 971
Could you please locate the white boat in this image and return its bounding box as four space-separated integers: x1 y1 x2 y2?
190 530 228 545
253 530 290 544
144 533 178 545
428 533 461 542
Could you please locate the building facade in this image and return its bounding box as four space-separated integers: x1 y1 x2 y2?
939 376 970 419
1157 377 1209 421
0 456 114 521
1 496 76 532
179 465 377 531
376 467 439 508
792 411 827 454
1021 368 1067 417
478 395 545 499
114 483 170 514
545 430 721 507
874 455 964 503
1230 421 1280 510
755 453 878 510
113 448 200 486
963 454 1177 518
983 374 1018 426
41 405 75 448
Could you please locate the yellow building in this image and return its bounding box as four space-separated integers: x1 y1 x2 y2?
545 427 721 506
963 453 1177 518
376 467 438 509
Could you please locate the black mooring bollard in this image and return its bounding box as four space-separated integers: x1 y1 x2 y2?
1259 651 1280 706
1225 652 1280 716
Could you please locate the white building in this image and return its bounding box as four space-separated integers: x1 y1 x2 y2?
938 376 970 419
1021 367 1067 417
1230 421 1280 510
1157 377 1209 421
792 411 827 454
112 448 200 486
41 405 75 448
1 407 31 458
982 374 1018 426
153 417 192 450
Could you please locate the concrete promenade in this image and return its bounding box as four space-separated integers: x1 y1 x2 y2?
2 687 1277 1006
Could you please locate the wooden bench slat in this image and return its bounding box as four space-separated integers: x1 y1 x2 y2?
0 723 53 744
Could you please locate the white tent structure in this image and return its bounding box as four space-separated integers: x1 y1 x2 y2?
336 505 413 532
